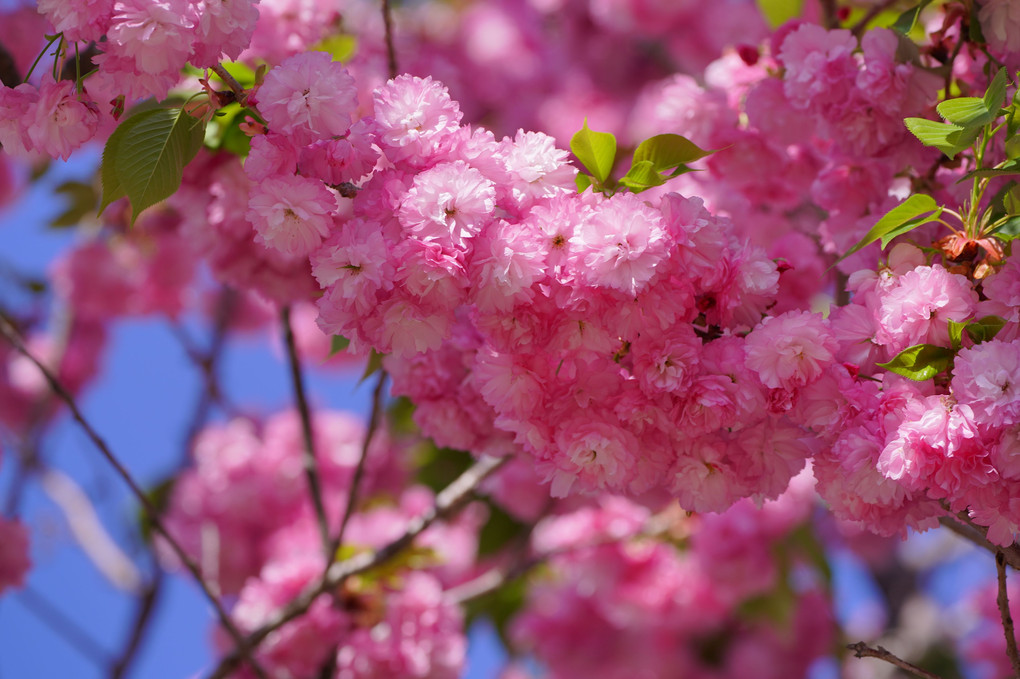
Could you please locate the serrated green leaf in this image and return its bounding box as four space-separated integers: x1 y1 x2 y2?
892 0 933 34
51 181 97 228
904 117 976 159
962 160 1020 181
359 348 384 385
618 159 667 193
570 119 616 185
114 108 206 224
575 173 593 193
632 133 712 172
992 216 1020 240
99 112 149 215
937 97 998 128
755 0 804 28
948 319 967 350
878 344 954 381
965 316 1006 344
838 194 941 263
329 335 350 357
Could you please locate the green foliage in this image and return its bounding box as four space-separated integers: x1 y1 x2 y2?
570 119 616 189
838 194 942 263
877 344 954 381
903 117 978 159
619 134 712 193
329 335 351 357
755 0 803 29
100 107 207 224
359 348 385 384
892 0 933 35
204 103 254 157
963 316 1006 344
50 181 97 228
313 34 358 62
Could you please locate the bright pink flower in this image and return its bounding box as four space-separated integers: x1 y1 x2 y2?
398 160 496 250
570 192 667 295
36 0 113 42
876 265 978 353
190 0 259 66
311 218 395 316
953 340 1020 428
247 174 336 257
372 75 462 165
744 311 836 390
256 51 358 144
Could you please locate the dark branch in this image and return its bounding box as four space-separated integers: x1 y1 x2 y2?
206 454 509 679
0 317 268 679
382 0 398 79
996 552 1020 679
939 514 1020 570
110 573 163 679
281 306 331 558
329 370 387 557
847 642 944 679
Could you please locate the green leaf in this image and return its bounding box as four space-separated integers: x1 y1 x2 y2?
984 67 1008 113
1006 136 1020 160
877 344 954 381
948 319 967 350
632 133 712 172
99 112 148 214
892 0 933 34
329 335 350 357
755 0 804 28
838 194 942 263
1005 183 1020 215
992 216 1020 240
965 316 1006 344
111 108 207 224
313 34 358 63
937 97 998 128
618 159 666 193
575 173 593 193
962 160 1020 181
51 181 97 228
904 117 977 159
359 348 384 384
570 119 616 185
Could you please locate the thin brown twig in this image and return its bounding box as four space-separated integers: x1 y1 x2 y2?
819 0 838 30
996 552 1020 679
0 317 268 679
939 514 1020 570
329 370 387 558
381 0 398 79
110 572 163 679
210 63 246 101
206 454 509 679
847 642 943 679
851 0 902 37
281 306 331 558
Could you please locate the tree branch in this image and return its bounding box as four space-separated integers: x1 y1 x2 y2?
847 642 944 679
0 317 268 679
110 572 163 679
996 552 1020 679
206 454 510 679
382 0 398 79
851 0 901 37
210 63 246 102
329 370 387 558
938 514 1020 570
281 306 331 558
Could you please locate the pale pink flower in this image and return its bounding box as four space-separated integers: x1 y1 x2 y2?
953 340 1020 428
876 265 978 353
398 160 495 250
570 192 667 295
190 0 259 66
744 311 837 390
979 0 1020 55
247 175 336 257
311 219 395 316
25 79 99 161
372 75 462 164
36 0 113 42
256 51 358 145
105 0 196 76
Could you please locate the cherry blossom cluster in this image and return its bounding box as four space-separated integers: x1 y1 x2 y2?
512 475 834 679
